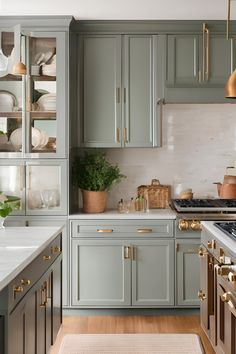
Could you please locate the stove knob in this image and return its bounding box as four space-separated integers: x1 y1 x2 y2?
190 220 202 231
228 272 236 283
207 239 216 249
179 219 189 231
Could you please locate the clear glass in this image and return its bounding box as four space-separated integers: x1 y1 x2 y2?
0 165 23 211
0 31 23 153
29 37 57 154
27 165 61 211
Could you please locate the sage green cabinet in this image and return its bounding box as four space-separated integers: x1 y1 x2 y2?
70 219 175 308
71 239 131 306
79 35 160 148
166 28 236 102
176 239 200 307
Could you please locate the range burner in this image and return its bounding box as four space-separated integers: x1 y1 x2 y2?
172 199 236 212
214 222 236 241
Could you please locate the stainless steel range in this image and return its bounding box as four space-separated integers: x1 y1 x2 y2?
171 199 236 233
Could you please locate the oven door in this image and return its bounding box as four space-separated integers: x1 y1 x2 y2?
217 270 236 354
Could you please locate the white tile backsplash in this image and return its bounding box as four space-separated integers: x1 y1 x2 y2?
106 104 236 208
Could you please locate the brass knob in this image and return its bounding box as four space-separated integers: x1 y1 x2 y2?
179 219 189 231
13 286 24 297
190 220 202 231
207 239 216 249
198 290 206 301
51 246 61 254
221 292 231 303
43 255 51 261
218 266 231 276
21 279 31 286
228 272 236 283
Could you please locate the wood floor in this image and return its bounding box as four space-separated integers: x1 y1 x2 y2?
50 315 215 354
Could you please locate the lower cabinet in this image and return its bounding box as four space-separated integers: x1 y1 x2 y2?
0 316 4 354
176 239 200 306
71 238 174 307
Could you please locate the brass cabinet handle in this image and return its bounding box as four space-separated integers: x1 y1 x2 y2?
116 87 121 103
131 245 136 261
218 265 231 276
116 128 120 143
21 279 31 286
13 286 24 298
198 247 208 257
124 127 128 143
202 23 209 82
124 246 131 259
51 245 61 254
137 228 153 233
96 229 113 233
43 255 51 261
40 287 46 308
198 290 206 301
207 239 216 249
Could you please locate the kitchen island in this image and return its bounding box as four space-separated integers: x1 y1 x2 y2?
0 226 63 354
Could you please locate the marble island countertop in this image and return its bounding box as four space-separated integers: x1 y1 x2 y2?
201 221 236 257
69 208 177 220
0 226 63 292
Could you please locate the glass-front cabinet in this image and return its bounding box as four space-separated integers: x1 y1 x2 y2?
0 160 68 215
0 29 68 158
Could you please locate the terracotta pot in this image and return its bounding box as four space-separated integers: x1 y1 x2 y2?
81 189 107 213
215 183 236 199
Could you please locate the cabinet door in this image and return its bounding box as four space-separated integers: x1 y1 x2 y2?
25 159 68 215
203 34 233 87
166 34 200 87
176 239 200 306
51 258 62 343
80 35 122 147
123 35 154 147
71 239 131 306
131 240 174 306
0 316 4 354
26 31 68 158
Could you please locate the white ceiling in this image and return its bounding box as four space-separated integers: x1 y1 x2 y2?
0 0 235 20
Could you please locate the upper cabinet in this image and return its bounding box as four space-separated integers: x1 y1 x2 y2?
78 34 161 148
0 20 70 158
165 22 236 102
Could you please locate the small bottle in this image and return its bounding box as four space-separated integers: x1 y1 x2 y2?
144 191 149 212
117 198 123 213
130 197 136 212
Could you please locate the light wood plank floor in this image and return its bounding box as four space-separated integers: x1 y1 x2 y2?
50 315 215 354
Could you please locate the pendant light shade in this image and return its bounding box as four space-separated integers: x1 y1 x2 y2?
225 69 236 98
12 61 26 75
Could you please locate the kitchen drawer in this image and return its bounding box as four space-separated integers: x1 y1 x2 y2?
70 220 174 238
8 233 62 311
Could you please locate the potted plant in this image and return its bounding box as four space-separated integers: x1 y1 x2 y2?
73 151 125 213
0 193 21 228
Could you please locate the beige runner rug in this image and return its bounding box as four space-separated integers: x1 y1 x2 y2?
58 333 204 354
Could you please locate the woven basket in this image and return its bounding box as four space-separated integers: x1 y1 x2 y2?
137 179 171 209
81 189 107 213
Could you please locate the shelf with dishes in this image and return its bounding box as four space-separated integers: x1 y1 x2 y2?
0 74 22 81
31 75 56 81
30 111 56 119
0 111 22 118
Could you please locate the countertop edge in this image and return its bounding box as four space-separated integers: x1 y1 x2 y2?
0 226 64 292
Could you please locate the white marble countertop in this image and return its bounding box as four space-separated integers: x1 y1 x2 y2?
69 208 177 220
0 226 63 292
201 221 236 257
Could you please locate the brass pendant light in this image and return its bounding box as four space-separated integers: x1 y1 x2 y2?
225 0 236 98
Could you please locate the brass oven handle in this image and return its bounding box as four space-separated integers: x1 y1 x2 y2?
97 229 113 233
198 290 206 301
137 228 153 233
218 265 231 276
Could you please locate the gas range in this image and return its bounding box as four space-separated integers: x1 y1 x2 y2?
172 198 236 213
214 222 236 241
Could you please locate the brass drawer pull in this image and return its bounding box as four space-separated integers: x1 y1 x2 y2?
43 255 51 261
124 246 131 259
51 246 61 254
21 279 31 286
13 286 24 297
97 229 113 233
137 228 153 233
198 290 206 301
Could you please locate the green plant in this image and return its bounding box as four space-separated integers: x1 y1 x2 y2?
0 194 20 218
73 151 125 191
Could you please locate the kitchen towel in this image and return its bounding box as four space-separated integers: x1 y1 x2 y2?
58 333 204 353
